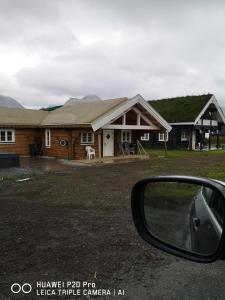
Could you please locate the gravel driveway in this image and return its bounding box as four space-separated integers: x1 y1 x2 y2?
1 154 225 299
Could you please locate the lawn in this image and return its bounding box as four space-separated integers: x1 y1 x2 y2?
147 148 225 158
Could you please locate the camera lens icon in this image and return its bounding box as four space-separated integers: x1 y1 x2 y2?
11 283 32 294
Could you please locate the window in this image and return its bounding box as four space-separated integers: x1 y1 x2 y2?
141 133 150 141
202 186 224 227
81 132 94 144
158 131 168 142
202 186 213 205
181 131 188 141
121 130 131 142
0 129 15 143
45 129 51 147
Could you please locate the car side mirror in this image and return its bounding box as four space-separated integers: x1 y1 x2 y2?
131 176 225 263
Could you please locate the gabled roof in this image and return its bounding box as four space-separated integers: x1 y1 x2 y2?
41 98 128 126
0 107 48 126
0 95 172 132
149 94 213 123
91 94 171 131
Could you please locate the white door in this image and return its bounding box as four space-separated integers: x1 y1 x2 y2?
103 129 114 157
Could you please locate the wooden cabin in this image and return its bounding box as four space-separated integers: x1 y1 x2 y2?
0 94 171 160
148 94 225 150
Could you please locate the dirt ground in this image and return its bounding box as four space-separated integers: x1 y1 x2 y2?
1 154 225 299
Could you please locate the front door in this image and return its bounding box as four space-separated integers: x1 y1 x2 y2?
103 129 114 157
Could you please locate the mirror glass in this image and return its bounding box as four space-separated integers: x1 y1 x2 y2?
143 181 224 255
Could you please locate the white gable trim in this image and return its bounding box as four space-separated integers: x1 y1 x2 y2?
91 94 172 132
194 95 225 125
132 107 158 129
169 122 194 125
103 124 156 130
136 95 172 132
103 106 158 130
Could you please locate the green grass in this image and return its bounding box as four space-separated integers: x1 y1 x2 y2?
1 175 18 182
146 149 225 158
145 182 200 203
203 162 225 182
149 94 212 123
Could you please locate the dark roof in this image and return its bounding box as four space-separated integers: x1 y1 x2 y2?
41 105 63 111
149 94 213 123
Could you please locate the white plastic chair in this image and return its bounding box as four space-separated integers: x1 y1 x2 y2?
85 146 96 160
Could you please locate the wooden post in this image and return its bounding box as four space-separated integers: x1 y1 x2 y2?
191 130 196 150
208 130 211 150
98 130 102 162
164 140 168 157
209 113 212 150
217 130 219 149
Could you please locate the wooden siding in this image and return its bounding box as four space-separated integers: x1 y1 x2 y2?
42 128 100 160
126 110 137 125
0 126 167 159
148 125 194 150
0 128 41 156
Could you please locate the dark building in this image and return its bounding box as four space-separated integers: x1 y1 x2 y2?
148 94 225 150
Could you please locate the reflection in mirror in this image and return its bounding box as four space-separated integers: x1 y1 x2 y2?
143 181 224 255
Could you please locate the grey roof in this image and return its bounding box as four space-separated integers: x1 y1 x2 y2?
0 107 48 126
0 97 128 127
41 98 128 126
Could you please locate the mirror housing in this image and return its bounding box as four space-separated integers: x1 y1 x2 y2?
131 176 225 263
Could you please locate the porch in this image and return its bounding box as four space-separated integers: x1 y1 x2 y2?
96 104 166 159
70 154 149 166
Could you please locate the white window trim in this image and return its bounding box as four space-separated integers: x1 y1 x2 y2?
45 129 51 148
158 131 168 142
181 131 188 141
121 130 132 143
0 129 15 143
141 133 150 141
81 132 94 145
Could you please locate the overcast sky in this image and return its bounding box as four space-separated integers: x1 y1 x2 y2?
1 0 225 108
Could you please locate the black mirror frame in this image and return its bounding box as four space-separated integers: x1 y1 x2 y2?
131 175 225 263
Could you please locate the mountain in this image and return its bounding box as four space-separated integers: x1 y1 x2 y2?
0 94 24 108
82 95 101 101
64 95 102 105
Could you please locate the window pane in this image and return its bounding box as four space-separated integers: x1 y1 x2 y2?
7 131 12 141
87 132 92 142
45 130 51 146
0 131 5 141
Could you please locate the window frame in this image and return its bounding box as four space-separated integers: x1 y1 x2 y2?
45 129 51 148
141 133 150 141
81 131 94 145
158 131 168 142
0 129 15 143
121 130 132 143
181 130 188 141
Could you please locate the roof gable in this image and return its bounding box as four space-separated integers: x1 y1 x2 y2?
92 94 172 132
149 94 213 123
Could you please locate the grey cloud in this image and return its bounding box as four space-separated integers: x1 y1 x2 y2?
0 0 225 107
